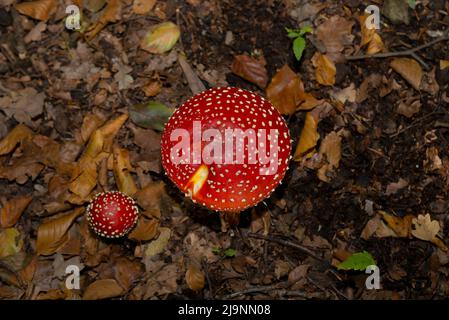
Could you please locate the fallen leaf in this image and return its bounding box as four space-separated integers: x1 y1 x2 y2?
288 264 310 285
142 80 162 97
317 131 341 182
231 54 268 89
385 178 408 195
0 124 33 156
85 0 106 12
312 52 336 86
0 196 32 228
133 0 156 14
331 83 356 104
397 97 421 118
274 260 291 279
390 58 422 91
83 279 124 300
356 74 382 103
359 14 384 55
185 265 205 291
15 0 57 21
0 87 45 125
411 214 447 250
266 64 321 115
24 22 47 43
378 211 413 238
85 0 122 41
337 251 376 271
142 227 171 258
143 263 177 298
113 257 144 291
114 63 134 90
293 111 320 161
440 60 449 70
0 228 23 258
128 217 159 241
141 21 180 54
129 101 173 131
113 145 138 196
135 181 165 217
316 16 354 61
36 208 84 256
383 0 410 25
77 113 106 145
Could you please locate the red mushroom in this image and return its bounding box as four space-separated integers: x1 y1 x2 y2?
86 191 138 238
161 87 291 228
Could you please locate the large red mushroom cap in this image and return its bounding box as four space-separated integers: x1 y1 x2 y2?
86 191 138 238
161 87 291 212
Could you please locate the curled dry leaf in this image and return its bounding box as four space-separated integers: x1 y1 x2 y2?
0 228 23 259
266 64 321 115
316 16 354 61
312 52 336 86
317 131 341 182
15 0 57 21
0 196 32 228
231 54 268 89
36 208 84 256
77 113 106 145
293 111 320 161
128 217 159 241
135 181 165 217
83 279 124 300
378 211 413 238
359 14 384 55
0 124 33 156
133 0 156 15
85 0 122 41
390 58 422 91
185 265 205 291
112 145 138 196
142 227 171 258
141 21 180 54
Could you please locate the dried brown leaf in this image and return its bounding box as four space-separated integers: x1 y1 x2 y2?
317 131 341 182
359 14 384 55
390 58 422 91
0 196 32 228
15 0 57 21
185 265 205 291
231 54 268 89
132 0 156 14
0 124 33 155
312 52 336 86
83 279 124 300
293 112 320 161
85 0 122 41
128 217 159 241
113 145 138 196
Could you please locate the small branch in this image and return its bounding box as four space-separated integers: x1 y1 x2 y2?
247 232 327 263
221 284 283 299
345 31 449 70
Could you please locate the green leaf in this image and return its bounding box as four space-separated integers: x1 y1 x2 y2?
293 36 306 61
337 251 376 271
212 247 222 254
407 0 416 9
224 248 236 258
299 25 313 36
129 101 173 131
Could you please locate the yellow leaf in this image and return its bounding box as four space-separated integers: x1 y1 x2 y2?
15 0 57 21
143 227 171 258
312 52 336 86
390 58 422 91
133 0 156 15
359 14 384 55
83 279 124 300
36 208 83 256
293 112 320 161
185 265 205 291
317 131 341 182
378 211 413 238
0 196 32 228
0 124 33 156
113 145 138 196
0 228 23 258
141 22 181 54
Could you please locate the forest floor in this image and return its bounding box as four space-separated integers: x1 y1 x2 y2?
1 0 449 300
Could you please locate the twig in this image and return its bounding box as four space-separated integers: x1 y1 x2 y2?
202 259 214 299
221 284 283 299
247 233 327 263
346 30 449 70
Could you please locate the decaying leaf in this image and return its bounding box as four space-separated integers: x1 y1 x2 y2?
0 124 33 156
129 101 173 131
83 279 124 300
185 265 205 291
36 208 84 256
142 227 171 258
412 214 447 250
133 0 156 14
231 54 268 89
359 14 384 55
312 52 336 86
378 210 413 238
135 181 165 217
317 131 341 182
0 228 23 258
390 58 422 91
385 178 408 195
113 145 138 196
266 64 321 115
0 196 32 228
316 16 354 61
128 217 159 241
85 0 122 41
293 111 320 161
141 21 181 54
15 0 57 21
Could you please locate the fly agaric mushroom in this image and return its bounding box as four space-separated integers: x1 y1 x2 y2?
86 191 138 238
161 87 291 230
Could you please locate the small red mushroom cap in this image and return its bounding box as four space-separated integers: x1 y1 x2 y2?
86 191 138 238
161 87 292 212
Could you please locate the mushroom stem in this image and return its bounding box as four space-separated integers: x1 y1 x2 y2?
219 211 241 232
